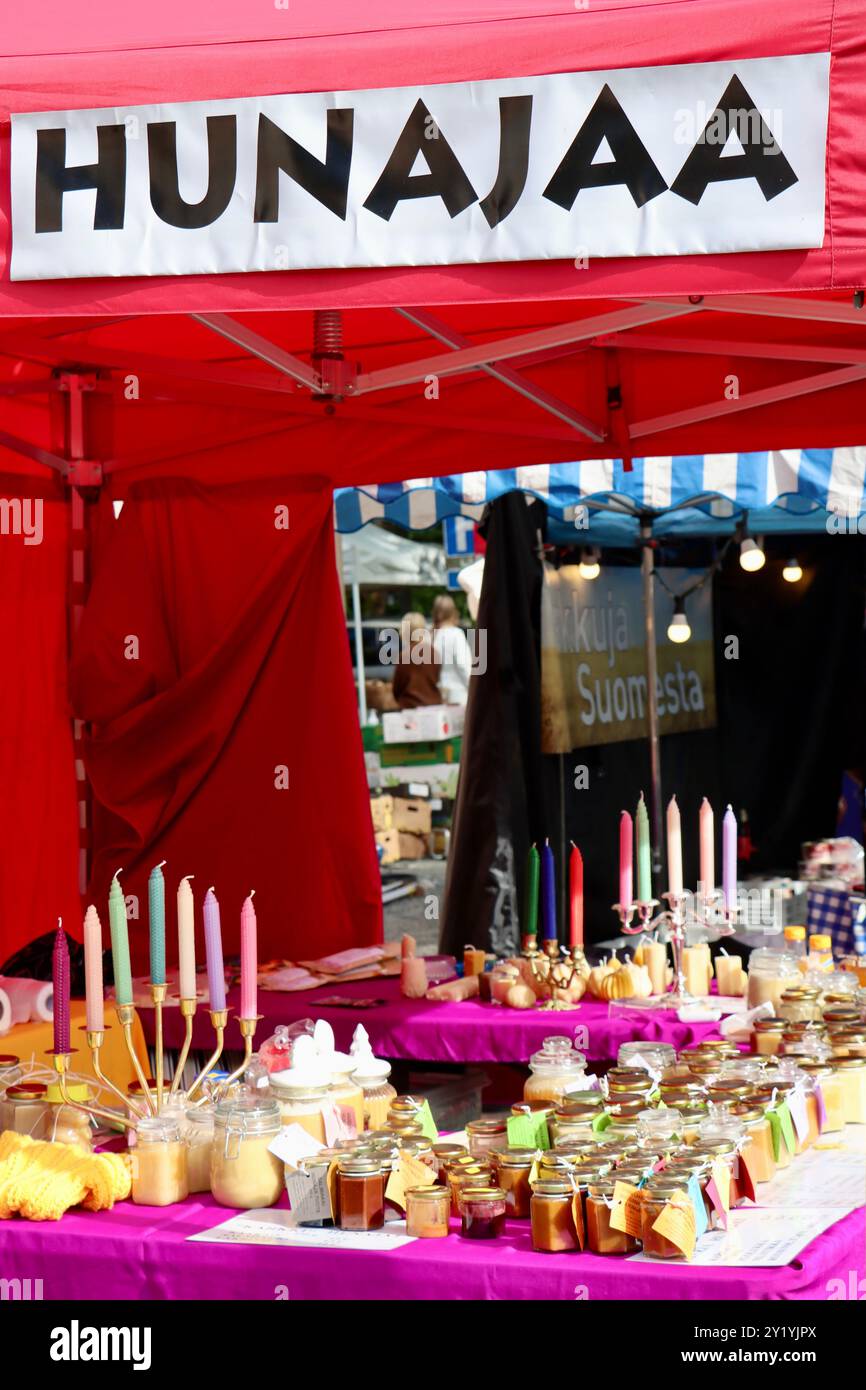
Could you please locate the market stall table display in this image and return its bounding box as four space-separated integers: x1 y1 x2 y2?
141 978 730 1065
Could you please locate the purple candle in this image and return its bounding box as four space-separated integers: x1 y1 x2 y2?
203 887 226 1013
542 840 557 941
722 805 738 912
52 919 70 1054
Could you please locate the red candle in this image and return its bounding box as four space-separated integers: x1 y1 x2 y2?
569 842 584 949
52 919 70 1054
240 890 257 1020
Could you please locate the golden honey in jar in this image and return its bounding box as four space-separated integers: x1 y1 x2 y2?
640 1181 689 1259
831 1029 866 1058
752 1018 786 1056
185 1107 214 1193
132 1116 189 1207
524 1040 587 1103
351 1057 397 1131
337 1154 386 1230
832 1057 866 1124
459 1185 507 1240
491 1146 535 1217
0 1082 49 1139
607 1068 654 1095
729 1104 775 1183
405 1184 450 1238
466 1117 509 1159
530 1178 580 1253
431 1141 468 1183
800 1062 845 1132
210 1095 284 1209
269 1069 329 1144
449 1163 494 1216
779 987 822 1024
586 1180 640 1255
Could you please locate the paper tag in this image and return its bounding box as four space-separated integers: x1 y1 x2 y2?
415 1099 439 1142
777 1100 797 1155
610 1180 643 1239
591 1112 612 1134
268 1124 325 1168
737 1145 759 1204
787 1088 809 1144
385 1153 436 1211
814 1083 827 1133
507 1113 550 1150
285 1165 333 1225
706 1158 730 1229
326 1159 340 1220
686 1173 709 1239
651 1189 696 1259
766 1109 782 1162
571 1190 586 1252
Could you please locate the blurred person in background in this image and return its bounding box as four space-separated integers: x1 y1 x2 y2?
393 611 441 708
432 593 472 706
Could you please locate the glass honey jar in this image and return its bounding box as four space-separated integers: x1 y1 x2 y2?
351 1057 397 1131
449 1164 494 1216
491 1146 535 1217
0 1082 49 1138
431 1141 468 1183
779 987 822 1023
132 1116 189 1207
405 1184 450 1238
831 1056 866 1124
752 1018 786 1056
639 1180 690 1259
210 1095 284 1209
729 1104 775 1183
337 1154 386 1230
466 1117 509 1159
530 1178 580 1253
524 1046 587 1104
798 1061 845 1133
607 1068 654 1095
459 1185 507 1240
585 1180 640 1255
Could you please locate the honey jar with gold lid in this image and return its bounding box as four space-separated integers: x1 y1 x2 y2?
459 1185 507 1239
405 1184 450 1239
490 1145 536 1217
585 1180 640 1255
466 1117 509 1158
530 1177 580 1253
640 1179 691 1258
830 1056 866 1124
831 1029 866 1058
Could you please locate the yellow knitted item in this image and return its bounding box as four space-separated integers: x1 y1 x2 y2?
0 1131 132 1221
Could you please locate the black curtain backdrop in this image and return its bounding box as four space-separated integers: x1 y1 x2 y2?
441 505 866 955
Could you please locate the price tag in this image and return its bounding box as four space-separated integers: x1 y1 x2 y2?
787 1088 809 1144
268 1124 325 1168
609 1181 643 1239
706 1158 730 1230
571 1190 586 1251
777 1100 797 1154
285 1166 333 1225
507 1112 550 1150
591 1112 612 1134
814 1083 827 1133
385 1153 436 1211
686 1173 708 1239
415 1100 439 1142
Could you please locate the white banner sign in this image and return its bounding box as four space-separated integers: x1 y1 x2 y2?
10 52 829 282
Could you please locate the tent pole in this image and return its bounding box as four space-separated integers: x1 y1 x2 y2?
351 582 368 725
640 516 664 877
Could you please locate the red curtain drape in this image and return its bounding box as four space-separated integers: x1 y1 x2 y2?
69 476 381 977
0 494 81 963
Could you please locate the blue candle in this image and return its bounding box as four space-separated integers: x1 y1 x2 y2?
148 861 167 987
542 840 557 941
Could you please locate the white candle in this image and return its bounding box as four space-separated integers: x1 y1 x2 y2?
666 795 683 896
177 875 196 1000
83 905 104 1033
699 796 714 898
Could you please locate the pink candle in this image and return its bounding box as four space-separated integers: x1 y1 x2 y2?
699 797 714 899
83 904 104 1033
240 891 258 1020
52 919 70 1055
667 795 683 896
723 805 738 912
203 887 226 1013
619 810 633 907
569 842 584 948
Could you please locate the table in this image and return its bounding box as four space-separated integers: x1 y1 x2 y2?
140 978 727 1065
2 1001 150 1092
1 1193 860 1301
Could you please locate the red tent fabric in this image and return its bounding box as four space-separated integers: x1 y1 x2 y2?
1 2 866 968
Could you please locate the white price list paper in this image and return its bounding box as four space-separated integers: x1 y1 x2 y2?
188 1208 416 1251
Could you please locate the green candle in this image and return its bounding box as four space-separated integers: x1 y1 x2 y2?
636 793 652 904
109 870 133 1007
523 843 540 939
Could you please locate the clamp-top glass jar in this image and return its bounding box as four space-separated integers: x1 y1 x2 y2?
132 1116 189 1207
524 1039 587 1104
210 1094 284 1209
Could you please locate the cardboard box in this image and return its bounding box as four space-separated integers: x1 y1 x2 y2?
380 737 462 768
370 794 433 836
365 679 399 712
381 763 461 799
397 831 429 860
382 704 465 744
375 827 429 863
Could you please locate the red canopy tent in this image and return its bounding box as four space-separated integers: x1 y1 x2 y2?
1 1 865 971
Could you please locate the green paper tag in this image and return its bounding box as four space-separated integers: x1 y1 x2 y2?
591 1112 612 1134
416 1099 439 1142
507 1113 550 1150
766 1108 782 1161
777 1100 796 1154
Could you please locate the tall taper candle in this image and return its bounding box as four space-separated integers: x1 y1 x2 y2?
240 891 258 1020
83 904 104 1033
148 861 167 986
569 842 584 949
699 797 715 898
203 886 227 1013
523 844 540 940
723 805 738 912
636 792 652 903
108 871 133 1007
666 795 683 897
52 920 70 1054
177 875 196 1000
541 840 557 941
619 810 633 907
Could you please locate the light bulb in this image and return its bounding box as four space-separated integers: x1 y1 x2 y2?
667 601 691 644
578 547 601 580
739 537 766 572
782 559 803 583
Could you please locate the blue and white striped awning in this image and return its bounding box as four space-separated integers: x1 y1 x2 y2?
334 449 866 541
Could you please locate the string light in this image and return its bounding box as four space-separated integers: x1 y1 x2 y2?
782 558 803 583
739 536 766 572
667 598 691 644
578 547 601 580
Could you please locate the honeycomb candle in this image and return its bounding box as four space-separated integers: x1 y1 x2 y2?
52 920 70 1054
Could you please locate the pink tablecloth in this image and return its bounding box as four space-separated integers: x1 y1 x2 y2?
0 1193 861 1301
142 978 726 1064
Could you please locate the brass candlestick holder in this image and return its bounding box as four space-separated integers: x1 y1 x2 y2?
208 1015 262 1104
150 982 167 1114
115 1003 156 1114
82 1026 146 1120
170 997 197 1098
521 939 589 1010
186 1008 228 1103
50 1050 135 1130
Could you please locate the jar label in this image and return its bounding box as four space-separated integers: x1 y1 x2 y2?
651 1190 696 1259
285 1166 333 1225
269 1123 325 1168
385 1153 436 1211
610 1181 643 1239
